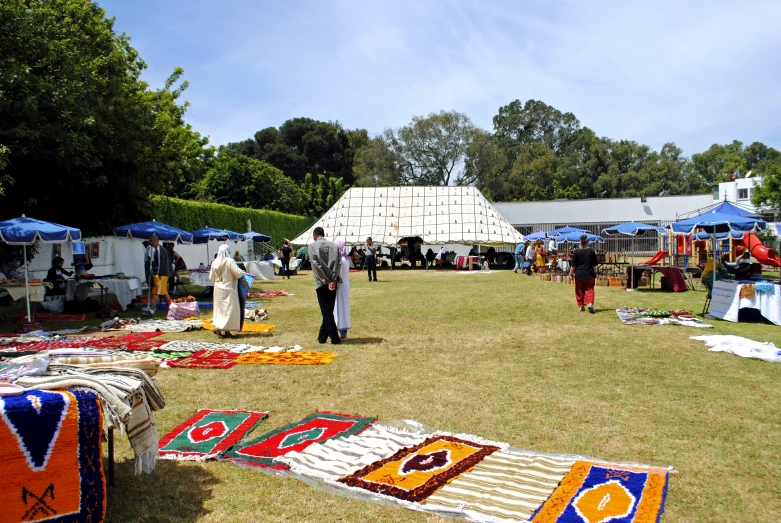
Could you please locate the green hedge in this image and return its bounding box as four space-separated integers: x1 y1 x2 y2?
149 195 315 247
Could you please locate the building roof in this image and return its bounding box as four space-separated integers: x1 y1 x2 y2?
291 186 525 246
493 194 716 226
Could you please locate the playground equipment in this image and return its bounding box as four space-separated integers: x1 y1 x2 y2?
741 233 781 267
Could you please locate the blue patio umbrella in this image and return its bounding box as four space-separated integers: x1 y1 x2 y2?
190 227 246 244
113 220 193 243
603 222 668 285
692 230 745 241
523 231 548 241
243 232 271 242
546 226 588 238
0 215 82 321
553 232 604 243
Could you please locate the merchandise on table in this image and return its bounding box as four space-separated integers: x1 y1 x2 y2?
159 409 268 461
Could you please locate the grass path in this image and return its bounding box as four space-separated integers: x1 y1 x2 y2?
59 269 781 522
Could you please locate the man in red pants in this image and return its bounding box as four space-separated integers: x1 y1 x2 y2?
569 234 598 313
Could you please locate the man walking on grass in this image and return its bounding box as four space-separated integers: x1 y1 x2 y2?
143 233 172 315
569 234 597 313
307 227 342 344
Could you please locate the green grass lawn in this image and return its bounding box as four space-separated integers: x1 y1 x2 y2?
7 269 781 522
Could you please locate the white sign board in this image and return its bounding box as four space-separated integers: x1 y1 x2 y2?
709 281 740 322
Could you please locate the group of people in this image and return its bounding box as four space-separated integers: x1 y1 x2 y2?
513 238 560 275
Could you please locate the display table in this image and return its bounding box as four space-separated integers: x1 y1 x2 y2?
246 261 276 281
65 278 141 310
626 266 688 292
1 284 45 302
272 258 301 274
710 280 781 325
455 255 480 270
188 271 213 288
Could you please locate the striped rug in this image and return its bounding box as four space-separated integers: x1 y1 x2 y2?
423 451 576 522
278 424 427 479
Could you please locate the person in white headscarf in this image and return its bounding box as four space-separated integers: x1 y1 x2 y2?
209 244 243 337
334 241 351 340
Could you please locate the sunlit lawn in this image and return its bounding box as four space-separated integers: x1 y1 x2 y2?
7 268 781 522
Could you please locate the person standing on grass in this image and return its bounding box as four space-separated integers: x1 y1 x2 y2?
279 239 293 279
569 234 598 313
334 241 351 340
524 241 535 275
210 244 244 337
365 237 378 282
513 241 525 272
143 233 172 315
308 227 342 344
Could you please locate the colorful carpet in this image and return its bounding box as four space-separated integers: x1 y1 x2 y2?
530 461 669 522
159 409 268 460
166 350 240 369
338 435 500 502
220 411 376 470
235 351 337 365
250 290 288 298
149 350 193 360
200 320 275 334
424 451 577 522
616 307 713 328
0 389 106 522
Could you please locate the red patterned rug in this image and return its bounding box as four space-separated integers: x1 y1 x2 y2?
159 409 268 460
166 350 240 370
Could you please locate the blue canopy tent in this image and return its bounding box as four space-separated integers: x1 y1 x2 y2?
523 231 548 241
602 222 668 287
243 232 271 242
113 220 193 243
705 201 762 219
546 226 588 238
671 212 766 297
190 227 246 244
0 215 82 321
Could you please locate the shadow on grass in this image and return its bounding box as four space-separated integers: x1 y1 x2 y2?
341 337 386 345
107 458 218 521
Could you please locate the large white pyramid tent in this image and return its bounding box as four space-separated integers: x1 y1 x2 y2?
291 186 524 247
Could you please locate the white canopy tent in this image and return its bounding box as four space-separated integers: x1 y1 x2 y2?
291 186 525 247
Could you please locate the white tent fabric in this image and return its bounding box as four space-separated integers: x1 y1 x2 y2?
291 186 524 247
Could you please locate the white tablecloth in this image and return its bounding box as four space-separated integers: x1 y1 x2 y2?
246 261 276 280
65 278 141 310
710 280 781 325
2 285 45 303
188 271 213 287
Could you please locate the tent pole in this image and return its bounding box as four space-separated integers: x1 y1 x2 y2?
24 245 31 322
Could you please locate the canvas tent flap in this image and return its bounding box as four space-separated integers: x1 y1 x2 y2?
291 186 524 247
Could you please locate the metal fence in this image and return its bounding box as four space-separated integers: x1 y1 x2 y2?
488 221 672 256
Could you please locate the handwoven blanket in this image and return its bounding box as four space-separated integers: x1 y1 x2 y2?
149 350 193 360
278 424 428 479
123 320 204 333
424 451 577 522
200 320 275 334
615 307 712 328
166 350 240 370
235 351 337 365
249 290 288 298
220 411 376 470
530 461 669 522
0 389 106 522
338 435 499 502
159 340 252 354
159 409 268 461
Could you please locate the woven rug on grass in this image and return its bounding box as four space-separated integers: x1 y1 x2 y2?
616 307 712 328
200 320 275 334
338 435 499 502
220 411 376 470
149 350 193 360
159 409 268 461
249 290 288 298
529 461 669 523
235 351 337 365
166 350 240 370
423 451 577 522
0 389 105 522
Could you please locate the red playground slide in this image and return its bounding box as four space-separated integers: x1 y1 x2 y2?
638 250 669 266
743 233 781 267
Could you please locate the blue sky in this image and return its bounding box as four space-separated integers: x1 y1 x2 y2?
100 0 781 156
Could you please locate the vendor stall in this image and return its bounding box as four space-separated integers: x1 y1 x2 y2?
626 266 688 292
188 270 214 287
65 277 141 309
710 280 781 325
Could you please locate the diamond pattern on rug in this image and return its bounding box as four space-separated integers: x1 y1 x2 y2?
423 451 577 522
530 461 669 523
166 350 240 370
235 351 337 365
338 435 499 503
0 390 105 522
159 409 268 460
220 411 375 470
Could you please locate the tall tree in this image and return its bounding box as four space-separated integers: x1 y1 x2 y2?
0 0 211 234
